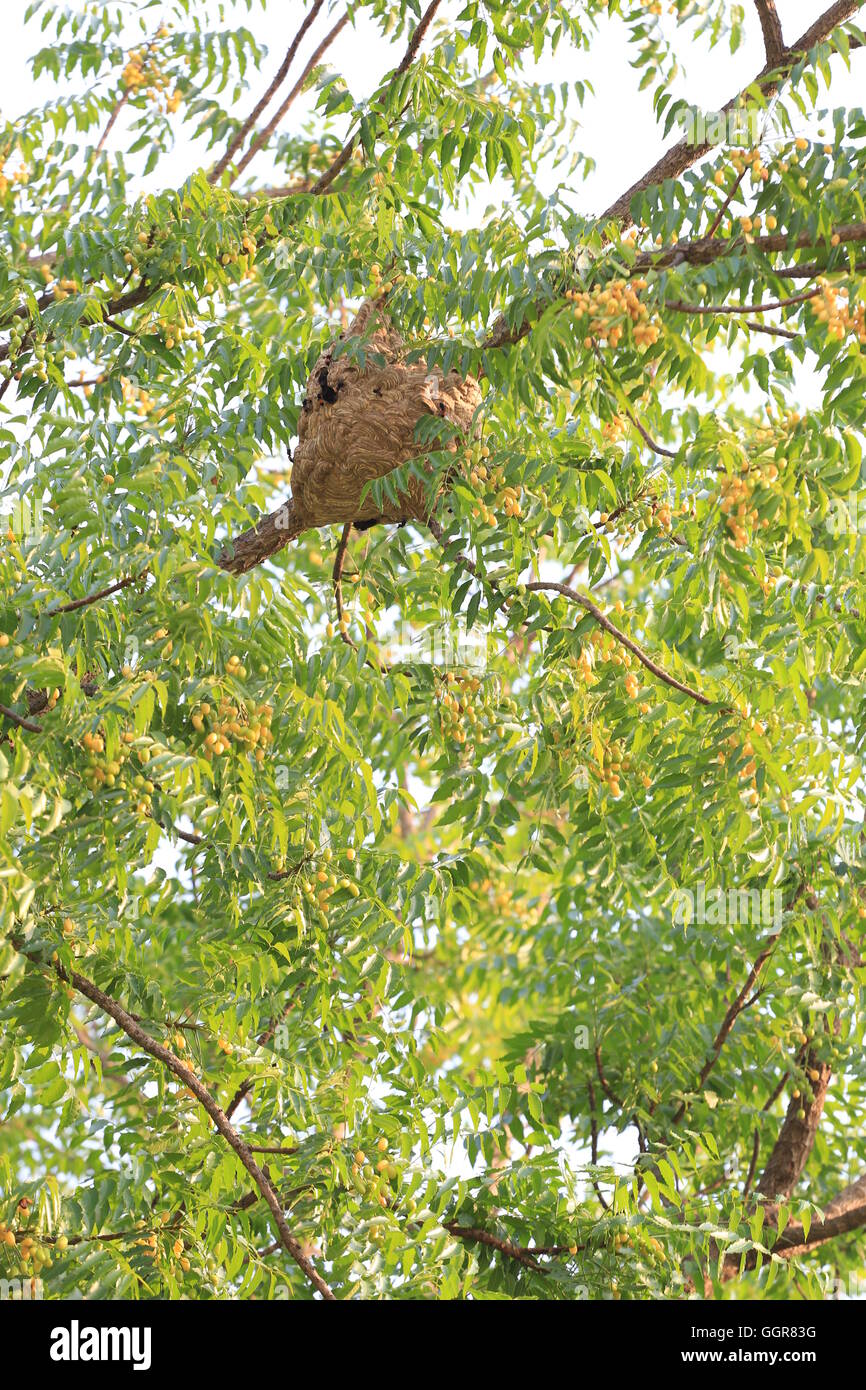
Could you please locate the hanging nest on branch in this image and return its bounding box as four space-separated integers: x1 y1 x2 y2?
220 299 482 573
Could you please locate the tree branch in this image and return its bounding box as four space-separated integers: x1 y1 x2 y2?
309 0 442 196
228 10 350 186
756 1048 832 1202
47 571 144 616
671 926 786 1126
209 0 327 184
22 950 335 1299
665 289 821 317
443 1220 545 1272
524 580 718 708
0 703 43 733
753 0 785 68
601 0 864 226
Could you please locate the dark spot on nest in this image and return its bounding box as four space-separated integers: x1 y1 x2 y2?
316 366 339 404
353 516 407 533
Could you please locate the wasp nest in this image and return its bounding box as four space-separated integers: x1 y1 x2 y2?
221 300 481 573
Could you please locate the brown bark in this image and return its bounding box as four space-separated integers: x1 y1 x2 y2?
756 1051 833 1201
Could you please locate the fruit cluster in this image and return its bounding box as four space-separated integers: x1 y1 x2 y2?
462 445 530 526
369 263 397 295
81 728 129 789
575 627 643 704
810 279 866 345
601 416 626 443
292 842 360 921
81 729 158 813
500 484 523 519
716 719 765 807
120 375 156 415
0 1198 63 1274
351 1137 400 1210
595 738 632 798
188 694 273 765
134 1215 191 1273
121 46 182 113
720 146 770 188
0 160 29 198
597 494 686 546
434 671 501 748
718 467 758 550
566 276 659 351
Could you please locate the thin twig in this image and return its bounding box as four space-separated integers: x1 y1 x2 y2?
210 0 327 183
0 704 43 733
309 0 442 196
48 571 144 615
229 10 350 186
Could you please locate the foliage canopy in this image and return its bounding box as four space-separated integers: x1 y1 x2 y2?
1 0 866 1301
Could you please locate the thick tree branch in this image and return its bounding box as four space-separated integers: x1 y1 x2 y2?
721 1172 866 1277
756 1049 832 1201
602 0 864 226
753 0 785 68
21 950 335 1299
484 221 866 353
